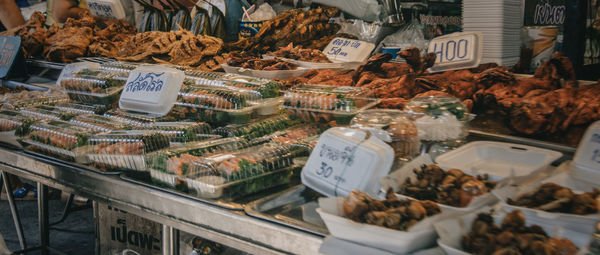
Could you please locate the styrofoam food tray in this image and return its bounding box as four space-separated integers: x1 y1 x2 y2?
221 64 309 80
493 169 600 235
381 154 499 213
317 197 440 254
434 207 592 255
435 141 563 182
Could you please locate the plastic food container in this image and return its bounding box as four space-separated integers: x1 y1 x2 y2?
149 122 214 143
221 64 310 80
434 207 590 255
405 96 475 141
60 69 126 105
493 170 600 236
19 106 79 121
53 103 108 115
2 88 68 109
88 130 170 172
351 109 421 161
213 115 297 140
317 197 441 254
0 110 35 147
146 138 242 188
435 141 563 182
20 121 98 163
283 85 380 125
100 61 142 76
175 85 258 125
184 143 296 199
69 114 128 132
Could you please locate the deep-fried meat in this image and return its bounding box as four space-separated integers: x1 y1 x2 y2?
43 25 93 62
0 11 48 57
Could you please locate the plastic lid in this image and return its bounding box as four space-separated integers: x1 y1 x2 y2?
119 65 184 116
351 109 418 140
405 96 469 121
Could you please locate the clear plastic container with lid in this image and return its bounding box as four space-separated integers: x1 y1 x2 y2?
99 61 142 76
351 109 420 161
53 103 107 115
87 130 170 172
19 106 79 121
20 121 100 163
175 86 257 125
60 68 126 105
404 96 475 142
146 137 242 188
282 85 380 124
212 115 297 140
0 110 33 132
149 122 215 143
184 143 296 199
69 114 128 132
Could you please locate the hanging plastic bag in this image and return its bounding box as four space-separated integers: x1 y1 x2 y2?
375 18 429 61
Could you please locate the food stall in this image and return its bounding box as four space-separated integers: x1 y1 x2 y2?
0 0 599 254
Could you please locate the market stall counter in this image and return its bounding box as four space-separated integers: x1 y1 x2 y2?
0 147 323 255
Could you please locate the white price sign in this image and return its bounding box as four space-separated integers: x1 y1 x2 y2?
427 32 483 72
87 0 126 19
119 65 184 116
573 121 600 172
301 127 394 197
322 38 375 63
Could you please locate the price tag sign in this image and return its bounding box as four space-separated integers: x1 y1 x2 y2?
301 127 394 197
322 38 375 63
427 32 483 73
87 0 126 19
0 36 25 79
573 121 600 172
119 65 184 116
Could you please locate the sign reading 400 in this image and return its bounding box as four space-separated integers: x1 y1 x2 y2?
124 72 165 93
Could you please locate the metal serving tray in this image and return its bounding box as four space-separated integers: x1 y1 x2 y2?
245 185 328 236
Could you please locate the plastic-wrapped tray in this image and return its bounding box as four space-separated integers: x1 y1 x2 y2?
20 121 99 163
88 130 170 172
149 121 215 143
184 143 296 199
213 115 297 140
283 85 380 124
146 138 242 188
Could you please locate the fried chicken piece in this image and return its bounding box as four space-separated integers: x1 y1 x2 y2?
509 88 575 135
1 11 48 57
43 25 93 62
535 52 577 87
378 97 409 109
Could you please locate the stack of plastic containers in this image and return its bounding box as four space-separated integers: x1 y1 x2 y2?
87 130 170 172
283 85 380 124
184 143 297 199
462 0 521 66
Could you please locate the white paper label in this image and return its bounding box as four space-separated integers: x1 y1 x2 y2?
428 32 482 72
302 128 392 197
87 0 126 19
119 66 184 116
573 121 600 171
323 38 375 63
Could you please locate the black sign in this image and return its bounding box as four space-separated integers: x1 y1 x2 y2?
523 0 567 26
0 36 25 79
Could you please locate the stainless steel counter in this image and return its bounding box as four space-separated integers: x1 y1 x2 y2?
0 148 323 255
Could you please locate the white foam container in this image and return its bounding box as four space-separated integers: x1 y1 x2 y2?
493 169 600 236
434 207 592 255
317 197 440 254
302 127 394 198
119 65 184 116
435 141 563 183
381 154 498 213
221 64 310 80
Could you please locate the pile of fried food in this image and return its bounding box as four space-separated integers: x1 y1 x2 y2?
270 43 331 63
463 210 578 255
1 11 136 62
400 165 496 207
507 183 599 215
227 53 298 70
343 190 440 231
227 7 342 54
0 86 26 94
283 48 600 136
